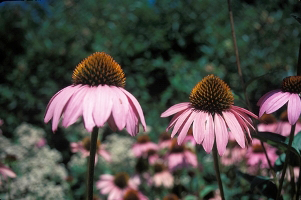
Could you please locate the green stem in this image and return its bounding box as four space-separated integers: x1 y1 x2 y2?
289 165 296 199
213 143 225 200
276 124 296 200
260 141 277 183
86 127 99 200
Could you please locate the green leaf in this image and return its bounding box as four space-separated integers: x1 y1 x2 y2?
199 185 216 198
237 171 279 199
274 153 286 172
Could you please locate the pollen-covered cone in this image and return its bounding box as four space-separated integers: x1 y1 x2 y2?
161 75 258 156
44 52 146 136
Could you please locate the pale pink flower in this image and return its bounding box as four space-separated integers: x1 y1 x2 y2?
146 149 159 165
257 76 301 125
167 139 198 171
96 173 138 200
221 146 247 166
123 188 148 200
0 163 16 185
246 138 278 169
257 114 278 133
152 163 174 188
275 110 301 136
161 75 257 156
44 52 146 136
70 137 111 163
158 132 172 149
132 135 158 157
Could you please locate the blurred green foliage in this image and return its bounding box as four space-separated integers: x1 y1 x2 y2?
0 0 300 136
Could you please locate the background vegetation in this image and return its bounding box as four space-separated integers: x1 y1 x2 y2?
1 0 301 199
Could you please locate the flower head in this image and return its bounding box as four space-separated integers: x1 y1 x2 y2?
258 76 301 125
161 74 257 155
70 137 111 163
167 139 198 171
96 172 138 200
44 52 146 135
152 163 174 188
132 135 158 157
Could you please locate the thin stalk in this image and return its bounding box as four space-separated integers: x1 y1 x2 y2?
296 162 301 199
289 165 296 199
226 0 251 111
260 141 277 182
213 143 225 200
86 127 99 200
276 124 296 200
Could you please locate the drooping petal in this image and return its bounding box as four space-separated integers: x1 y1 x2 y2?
161 102 191 117
177 111 196 145
62 85 88 128
231 108 255 131
50 85 83 131
120 88 147 131
192 111 206 144
259 91 289 117
166 109 187 132
223 111 245 148
110 87 129 131
171 109 191 138
107 114 118 132
257 89 281 106
287 94 301 125
231 106 258 119
44 86 67 123
93 85 113 127
231 110 252 142
202 113 214 153
82 87 97 132
214 114 229 156
125 104 139 136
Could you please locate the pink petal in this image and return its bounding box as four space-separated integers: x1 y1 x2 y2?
259 91 290 117
121 88 147 131
93 85 113 127
100 174 114 180
52 87 82 131
171 109 191 138
82 87 97 132
257 89 281 106
107 114 118 132
110 87 129 131
98 149 112 162
125 104 139 136
231 106 258 119
232 110 251 140
0 166 16 178
287 94 301 125
177 111 196 145
192 111 206 144
214 114 229 156
62 85 88 128
108 187 123 200
161 102 191 117
166 109 187 132
223 111 245 148
44 86 66 123
202 113 214 153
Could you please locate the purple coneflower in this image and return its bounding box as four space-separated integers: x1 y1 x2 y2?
257 114 278 133
123 188 148 200
167 139 198 171
70 137 111 163
44 52 146 136
158 132 172 149
96 172 138 200
152 163 174 188
246 138 278 172
276 110 301 136
161 74 257 156
258 76 301 125
132 135 158 157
